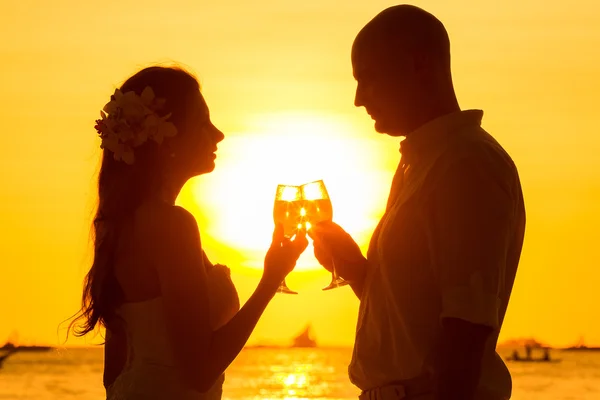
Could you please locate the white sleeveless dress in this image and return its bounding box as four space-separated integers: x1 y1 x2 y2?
106 264 240 400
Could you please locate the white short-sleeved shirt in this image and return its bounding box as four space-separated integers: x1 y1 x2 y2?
349 110 525 400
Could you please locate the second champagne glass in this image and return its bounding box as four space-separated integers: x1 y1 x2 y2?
301 180 349 290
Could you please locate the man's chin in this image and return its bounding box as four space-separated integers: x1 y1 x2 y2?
374 119 404 137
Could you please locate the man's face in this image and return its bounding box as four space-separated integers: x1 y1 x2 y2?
352 40 420 137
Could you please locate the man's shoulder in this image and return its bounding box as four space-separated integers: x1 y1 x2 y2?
421 126 522 201
443 126 519 178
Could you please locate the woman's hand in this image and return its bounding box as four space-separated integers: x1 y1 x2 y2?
262 224 308 287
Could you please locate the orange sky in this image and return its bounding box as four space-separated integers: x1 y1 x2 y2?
1 0 599 348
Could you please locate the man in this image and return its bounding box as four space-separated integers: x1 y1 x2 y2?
310 5 525 400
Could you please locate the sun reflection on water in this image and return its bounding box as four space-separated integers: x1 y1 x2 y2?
270 362 315 399
222 348 359 399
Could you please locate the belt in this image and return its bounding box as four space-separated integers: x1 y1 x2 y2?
358 376 432 400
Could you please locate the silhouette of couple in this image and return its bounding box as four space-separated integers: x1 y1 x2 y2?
71 5 525 400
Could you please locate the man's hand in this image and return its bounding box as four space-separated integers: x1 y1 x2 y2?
309 221 368 289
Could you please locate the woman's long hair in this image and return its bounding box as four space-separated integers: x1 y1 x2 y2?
70 66 200 337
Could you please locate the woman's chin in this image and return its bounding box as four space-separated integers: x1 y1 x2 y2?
197 160 216 175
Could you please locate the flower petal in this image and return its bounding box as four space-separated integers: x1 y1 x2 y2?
103 100 117 115
144 114 160 128
121 91 138 103
153 132 164 144
153 98 166 111
140 86 155 106
101 133 119 151
159 122 178 138
133 129 149 147
122 147 135 165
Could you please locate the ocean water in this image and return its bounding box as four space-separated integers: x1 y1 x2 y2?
0 347 599 400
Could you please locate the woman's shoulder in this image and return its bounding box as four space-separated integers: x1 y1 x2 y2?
134 202 199 238
136 201 196 223
130 203 202 273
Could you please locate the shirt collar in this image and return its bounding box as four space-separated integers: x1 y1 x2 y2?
399 109 484 166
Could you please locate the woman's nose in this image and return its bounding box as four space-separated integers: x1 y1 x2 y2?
213 126 225 143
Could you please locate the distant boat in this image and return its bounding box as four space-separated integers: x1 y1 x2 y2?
291 325 317 348
245 344 282 349
564 346 600 352
498 337 549 349
506 357 562 363
562 336 600 352
0 342 52 352
505 346 560 363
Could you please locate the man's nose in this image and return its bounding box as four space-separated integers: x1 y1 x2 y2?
354 82 372 108
354 87 364 108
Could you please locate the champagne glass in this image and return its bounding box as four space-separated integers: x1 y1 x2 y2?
301 180 349 290
273 184 304 294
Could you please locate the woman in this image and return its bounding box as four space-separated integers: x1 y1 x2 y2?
70 66 307 399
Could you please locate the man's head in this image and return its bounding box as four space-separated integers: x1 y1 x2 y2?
352 5 456 136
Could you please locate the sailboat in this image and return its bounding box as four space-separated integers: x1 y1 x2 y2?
2 332 52 353
0 348 18 368
291 324 317 348
0 342 51 352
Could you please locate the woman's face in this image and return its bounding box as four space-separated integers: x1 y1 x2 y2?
170 91 225 178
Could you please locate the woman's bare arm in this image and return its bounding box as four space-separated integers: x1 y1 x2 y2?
103 318 127 389
138 205 306 392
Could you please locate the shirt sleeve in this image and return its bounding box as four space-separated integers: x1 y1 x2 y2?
424 155 515 329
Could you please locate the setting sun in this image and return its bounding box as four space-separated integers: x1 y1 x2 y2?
2 5 600 395
187 112 390 271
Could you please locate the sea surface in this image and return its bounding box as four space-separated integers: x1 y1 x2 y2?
0 347 599 400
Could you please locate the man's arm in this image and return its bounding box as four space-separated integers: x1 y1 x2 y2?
349 279 365 299
425 154 515 400
343 258 368 299
434 318 493 400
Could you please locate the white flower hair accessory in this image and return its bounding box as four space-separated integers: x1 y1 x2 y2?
94 86 178 165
